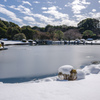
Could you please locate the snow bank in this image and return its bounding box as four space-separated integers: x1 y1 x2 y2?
1 40 36 45
82 64 100 75
58 64 100 81
0 82 3 84
58 65 73 74
31 76 58 83
0 64 100 100
0 74 100 100
77 69 85 79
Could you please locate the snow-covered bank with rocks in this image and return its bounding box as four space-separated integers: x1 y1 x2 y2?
0 64 100 100
0 40 36 45
1 39 100 46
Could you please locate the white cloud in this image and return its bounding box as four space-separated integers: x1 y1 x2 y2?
73 14 88 21
41 7 47 10
47 1 53 4
0 6 23 23
65 4 68 7
61 19 77 26
67 0 90 14
9 5 15 9
9 5 54 24
4 0 7 2
33 1 40 4
48 6 57 10
80 0 90 4
23 16 35 22
43 6 69 20
90 12 100 18
74 11 100 24
92 9 96 12
42 6 77 26
0 4 5 7
22 1 32 6
8 4 77 26
31 8 33 10
99 0 100 3
29 21 47 27
33 14 54 23
9 5 32 16
72 4 86 14
0 17 7 21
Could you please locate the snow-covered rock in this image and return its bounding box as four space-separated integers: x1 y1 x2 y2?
82 66 91 75
58 65 73 75
82 65 100 74
42 78 53 82
77 69 85 80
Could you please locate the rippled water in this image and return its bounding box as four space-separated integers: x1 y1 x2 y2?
0 45 100 82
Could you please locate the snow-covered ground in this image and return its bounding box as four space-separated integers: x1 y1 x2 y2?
86 40 100 44
0 64 100 100
0 40 36 45
1 40 100 46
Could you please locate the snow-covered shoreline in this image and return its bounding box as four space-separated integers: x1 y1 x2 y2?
0 64 100 100
1 40 100 46
0 40 36 46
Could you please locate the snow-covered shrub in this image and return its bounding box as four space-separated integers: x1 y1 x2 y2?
0 82 3 84
77 69 85 80
68 69 77 80
58 65 73 75
58 65 77 80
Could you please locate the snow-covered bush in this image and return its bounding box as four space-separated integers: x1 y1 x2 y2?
58 65 73 75
58 65 77 80
77 69 85 80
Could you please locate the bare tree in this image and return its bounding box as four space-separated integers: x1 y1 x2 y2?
64 29 82 41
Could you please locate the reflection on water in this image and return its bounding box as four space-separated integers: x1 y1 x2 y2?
0 45 100 82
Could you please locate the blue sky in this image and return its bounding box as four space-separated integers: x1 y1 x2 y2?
0 0 100 27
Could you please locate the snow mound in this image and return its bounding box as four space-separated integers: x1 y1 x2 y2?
82 64 100 75
77 69 85 80
32 76 58 83
58 65 73 74
0 82 3 84
42 78 53 82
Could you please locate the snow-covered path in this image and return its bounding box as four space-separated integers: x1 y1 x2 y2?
0 74 100 100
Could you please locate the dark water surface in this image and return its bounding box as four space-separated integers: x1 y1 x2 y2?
0 45 100 83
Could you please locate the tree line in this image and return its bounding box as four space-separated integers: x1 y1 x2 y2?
0 18 100 41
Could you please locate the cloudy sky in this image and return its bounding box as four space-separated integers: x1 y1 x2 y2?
0 0 100 27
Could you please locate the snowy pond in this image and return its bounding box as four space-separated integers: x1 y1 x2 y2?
0 45 100 83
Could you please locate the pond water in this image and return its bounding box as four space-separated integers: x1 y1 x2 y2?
0 45 100 82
